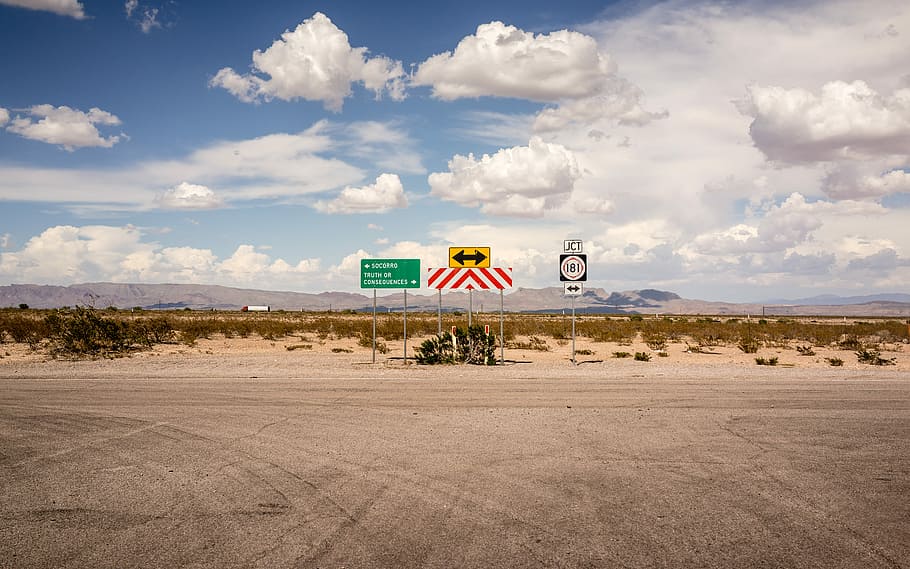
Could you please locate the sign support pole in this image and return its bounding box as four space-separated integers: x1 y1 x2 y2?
469 289 473 328
403 289 408 366
499 289 504 364
437 289 442 335
372 289 377 364
571 295 577 365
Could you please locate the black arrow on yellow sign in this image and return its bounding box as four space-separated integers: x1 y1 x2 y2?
449 247 491 268
453 249 486 265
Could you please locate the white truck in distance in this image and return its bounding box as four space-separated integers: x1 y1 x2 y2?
241 305 270 312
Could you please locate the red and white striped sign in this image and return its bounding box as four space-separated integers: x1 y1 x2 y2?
427 267 513 290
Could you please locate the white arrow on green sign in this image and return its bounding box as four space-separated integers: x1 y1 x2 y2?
360 258 421 289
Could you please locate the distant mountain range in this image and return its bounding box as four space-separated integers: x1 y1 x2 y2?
2 282 909 317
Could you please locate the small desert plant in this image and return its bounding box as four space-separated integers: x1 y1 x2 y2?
826 357 844 366
575 348 594 356
331 347 354 353
634 352 651 362
855 348 896 366
796 345 816 356
657 351 669 357
644 333 668 351
414 333 455 365
506 336 549 351
755 356 779 366
286 344 312 351
612 351 631 358
455 326 497 365
738 337 760 354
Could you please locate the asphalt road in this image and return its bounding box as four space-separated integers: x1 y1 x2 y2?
1 367 908 568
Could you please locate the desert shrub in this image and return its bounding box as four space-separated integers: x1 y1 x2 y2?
634 352 651 361
657 351 669 357
415 326 496 365
0 313 47 347
737 337 761 354
506 336 549 351
796 345 816 356
826 357 844 366
358 333 390 354
415 333 456 365
575 348 594 356
838 336 863 350
43 308 144 357
175 318 220 345
644 333 668 351
331 347 354 353
755 356 778 366
612 351 631 358
855 348 896 366
131 316 176 346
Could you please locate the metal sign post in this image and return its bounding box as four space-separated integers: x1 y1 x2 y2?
468 289 473 328
571 295 576 365
372 289 377 363
500 289 505 364
404 289 408 365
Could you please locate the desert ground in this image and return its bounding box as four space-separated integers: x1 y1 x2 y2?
1 336 908 568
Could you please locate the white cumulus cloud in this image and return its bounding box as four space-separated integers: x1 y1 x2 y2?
413 21 614 101
0 225 322 287
428 136 581 217
0 107 9 126
412 20 664 131
314 173 407 214
5 104 122 151
0 0 86 19
738 81 910 164
155 182 224 210
210 12 406 111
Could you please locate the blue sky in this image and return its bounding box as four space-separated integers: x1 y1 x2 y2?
1 0 908 302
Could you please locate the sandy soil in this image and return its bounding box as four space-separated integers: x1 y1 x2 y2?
1 336 907 568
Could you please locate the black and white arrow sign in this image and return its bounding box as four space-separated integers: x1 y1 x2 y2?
564 282 584 296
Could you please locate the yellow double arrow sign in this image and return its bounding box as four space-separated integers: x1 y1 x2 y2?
448 247 491 268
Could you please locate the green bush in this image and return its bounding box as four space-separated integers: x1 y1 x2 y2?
415 326 496 365
755 356 778 366
43 308 144 357
634 352 651 361
414 333 455 365
0 313 47 347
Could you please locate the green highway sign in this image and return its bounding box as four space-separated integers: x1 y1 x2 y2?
360 258 421 289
